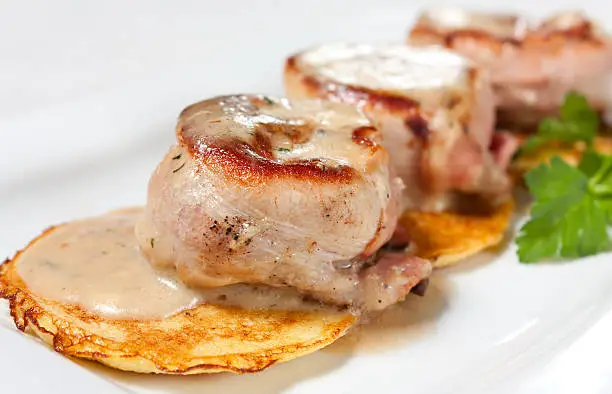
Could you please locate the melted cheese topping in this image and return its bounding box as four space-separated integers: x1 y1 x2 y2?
299 43 470 91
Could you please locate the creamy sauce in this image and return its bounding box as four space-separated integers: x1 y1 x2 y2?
300 43 469 91
185 95 376 171
260 99 374 168
17 209 330 319
327 273 449 353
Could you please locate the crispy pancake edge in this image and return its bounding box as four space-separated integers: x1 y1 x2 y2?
401 199 515 268
0 230 356 375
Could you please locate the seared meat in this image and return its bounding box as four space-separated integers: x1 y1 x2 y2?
136 95 431 311
284 43 515 212
409 9 612 126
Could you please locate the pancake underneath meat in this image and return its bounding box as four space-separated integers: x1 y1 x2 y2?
0 227 356 375
398 199 514 268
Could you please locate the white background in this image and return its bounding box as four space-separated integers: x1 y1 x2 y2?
1 1 612 393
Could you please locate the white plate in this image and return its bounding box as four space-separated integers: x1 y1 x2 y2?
2 1 612 393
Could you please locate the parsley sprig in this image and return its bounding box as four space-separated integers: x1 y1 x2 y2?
516 93 612 263
520 92 599 154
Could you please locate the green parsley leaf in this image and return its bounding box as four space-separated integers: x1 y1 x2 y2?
520 92 599 154
600 200 612 225
578 149 605 178
516 156 610 263
580 150 612 198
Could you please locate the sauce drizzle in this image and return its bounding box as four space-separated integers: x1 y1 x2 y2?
17 209 328 319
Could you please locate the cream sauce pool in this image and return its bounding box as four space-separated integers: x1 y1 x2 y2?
17 209 327 319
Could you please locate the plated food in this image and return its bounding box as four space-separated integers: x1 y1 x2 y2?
409 9 612 127
285 42 516 265
285 43 515 211
137 95 430 311
2 7 612 377
0 209 356 374
0 95 432 374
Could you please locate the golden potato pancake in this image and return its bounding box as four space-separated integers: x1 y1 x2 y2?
400 199 514 268
510 134 612 178
0 231 356 375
